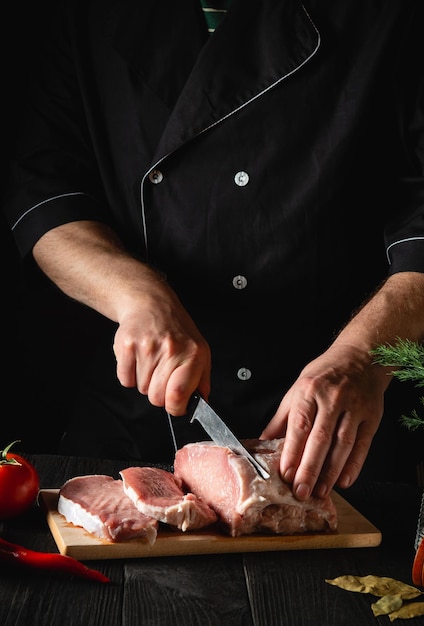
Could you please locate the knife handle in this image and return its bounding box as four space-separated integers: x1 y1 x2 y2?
186 391 202 423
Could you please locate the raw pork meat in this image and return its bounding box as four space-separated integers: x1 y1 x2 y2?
120 466 218 531
173 438 338 537
58 474 158 544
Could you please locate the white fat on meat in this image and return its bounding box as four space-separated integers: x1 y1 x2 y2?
58 474 158 544
119 466 218 532
173 438 338 537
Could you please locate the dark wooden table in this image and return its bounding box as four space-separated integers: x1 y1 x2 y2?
0 454 422 626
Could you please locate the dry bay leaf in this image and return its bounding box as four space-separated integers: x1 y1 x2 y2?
325 575 422 600
371 594 403 616
388 601 424 621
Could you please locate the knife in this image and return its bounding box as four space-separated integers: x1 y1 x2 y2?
186 391 270 480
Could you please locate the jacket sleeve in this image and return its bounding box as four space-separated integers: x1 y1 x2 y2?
384 2 424 275
1 3 112 262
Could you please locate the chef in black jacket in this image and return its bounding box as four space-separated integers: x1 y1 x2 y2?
3 0 424 499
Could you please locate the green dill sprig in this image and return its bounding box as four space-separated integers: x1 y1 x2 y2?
371 338 424 431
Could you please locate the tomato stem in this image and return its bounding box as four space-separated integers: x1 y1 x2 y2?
0 441 22 466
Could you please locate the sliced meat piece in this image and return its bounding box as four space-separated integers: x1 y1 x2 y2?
173 438 338 537
120 466 218 531
58 474 158 544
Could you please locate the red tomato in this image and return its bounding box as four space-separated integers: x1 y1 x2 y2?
0 441 40 519
412 536 424 588
422 559 424 589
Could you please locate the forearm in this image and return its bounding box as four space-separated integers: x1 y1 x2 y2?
32 220 212 411
32 220 172 323
334 271 424 360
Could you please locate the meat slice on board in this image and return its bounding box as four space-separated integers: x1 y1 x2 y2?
120 466 218 531
58 474 159 543
173 438 338 537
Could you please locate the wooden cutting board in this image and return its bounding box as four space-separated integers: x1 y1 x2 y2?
39 489 381 561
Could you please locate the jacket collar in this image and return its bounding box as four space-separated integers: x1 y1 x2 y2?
110 0 320 159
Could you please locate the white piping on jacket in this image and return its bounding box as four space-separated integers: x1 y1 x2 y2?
386 237 424 264
11 191 92 231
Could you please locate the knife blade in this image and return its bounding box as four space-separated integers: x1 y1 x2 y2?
186 392 270 480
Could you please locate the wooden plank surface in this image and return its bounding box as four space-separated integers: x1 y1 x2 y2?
39 489 381 560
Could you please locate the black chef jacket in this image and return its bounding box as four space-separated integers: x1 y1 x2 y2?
3 0 424 463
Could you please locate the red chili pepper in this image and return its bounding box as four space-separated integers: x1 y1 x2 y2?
0 537 110 583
